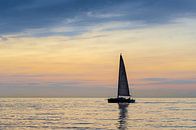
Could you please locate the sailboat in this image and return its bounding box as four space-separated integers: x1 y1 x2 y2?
108 54 135 103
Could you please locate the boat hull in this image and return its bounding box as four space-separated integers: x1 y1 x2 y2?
108 98 135 103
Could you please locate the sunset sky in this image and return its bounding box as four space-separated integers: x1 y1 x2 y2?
0 0 196 97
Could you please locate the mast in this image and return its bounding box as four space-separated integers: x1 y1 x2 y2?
117 54 130 97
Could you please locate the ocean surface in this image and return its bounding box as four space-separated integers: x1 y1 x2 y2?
0 98 195 130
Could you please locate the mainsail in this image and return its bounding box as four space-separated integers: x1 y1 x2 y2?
118 54 130 97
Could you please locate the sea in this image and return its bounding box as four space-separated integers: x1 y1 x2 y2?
0 98 195 130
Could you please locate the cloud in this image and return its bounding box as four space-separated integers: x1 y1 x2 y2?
0 73 110 87
1 0 196 36
0 9 196 97
140 78 196 85
86 11 126 18
0 36 8 41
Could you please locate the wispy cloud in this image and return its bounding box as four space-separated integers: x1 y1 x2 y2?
0 36 8 41
139 78 196 85
1 0 196 36
86 11 126 18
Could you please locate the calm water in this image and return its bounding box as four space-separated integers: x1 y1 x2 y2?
0 98 196 130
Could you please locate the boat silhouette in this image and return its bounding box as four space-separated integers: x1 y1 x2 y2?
108 54 135 103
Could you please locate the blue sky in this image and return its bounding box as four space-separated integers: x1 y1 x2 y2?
1 0 196 36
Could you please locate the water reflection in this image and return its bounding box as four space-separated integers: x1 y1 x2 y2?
118 103 129 130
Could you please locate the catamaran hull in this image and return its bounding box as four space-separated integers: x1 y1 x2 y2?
108 98 135 103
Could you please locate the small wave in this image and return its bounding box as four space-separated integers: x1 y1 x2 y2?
141 101 196 104
165 107 196 111
72 122 93 125
156 125 196 128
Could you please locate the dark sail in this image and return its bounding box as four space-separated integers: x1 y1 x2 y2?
108 54 135 103
118 54 130 97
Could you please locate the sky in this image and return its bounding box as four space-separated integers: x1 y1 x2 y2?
0 0 196 97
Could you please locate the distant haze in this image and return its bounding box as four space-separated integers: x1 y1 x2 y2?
0 0 196 97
